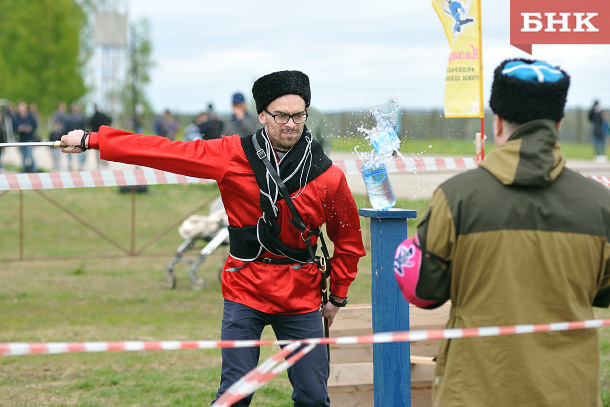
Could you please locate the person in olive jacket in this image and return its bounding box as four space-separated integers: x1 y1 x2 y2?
395 58 610 407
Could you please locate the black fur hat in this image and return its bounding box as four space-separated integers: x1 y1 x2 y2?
252 70 311 114
489 58 570 124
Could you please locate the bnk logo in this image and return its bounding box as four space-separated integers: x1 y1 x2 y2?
510 0 610 54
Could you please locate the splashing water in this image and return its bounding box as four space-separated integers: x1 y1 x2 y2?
356 100 402 210
362 101 401 159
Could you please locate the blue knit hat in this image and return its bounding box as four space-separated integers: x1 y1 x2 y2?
489 58 570 124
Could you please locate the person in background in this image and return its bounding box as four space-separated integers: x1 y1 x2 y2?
222 92 260 137
63 103 87 171
305 106 331 153
602 112 610 140
394 58 610 407
88 104 113 170
589 100 606 162
60 70 365 407
130 103 144 134
184 113 205 141
0 106 6 173
154 109 178 140
28 102 41 142
49 102 68 172
199 106 224 140
89 104 112 132
48 120 64 171
11 101 38 173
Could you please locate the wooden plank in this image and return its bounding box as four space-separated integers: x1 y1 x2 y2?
328 384 374 393
411 339 442 358
329 327 374 338
328 362 374 387
410 355 436 365
411 363 436 385
329 385 374 407
331 303 451 335
330 304 372 335
329 384 432 407
327 301 448 406
409 302 452 330
328 360 434 387
330 343 373 364
411 386 434 407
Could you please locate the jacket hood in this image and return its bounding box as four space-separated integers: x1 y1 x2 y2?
479 119 566 187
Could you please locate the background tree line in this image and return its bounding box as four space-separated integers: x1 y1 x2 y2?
0 0 88 115
0 0 152 131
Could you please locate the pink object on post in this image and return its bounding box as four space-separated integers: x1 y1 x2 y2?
394 234 436 307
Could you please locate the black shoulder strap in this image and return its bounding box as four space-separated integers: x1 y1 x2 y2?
252 134 331 275
252 134 332 351
251 134 308 234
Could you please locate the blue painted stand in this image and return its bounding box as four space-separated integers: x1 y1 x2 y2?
359 208 417 407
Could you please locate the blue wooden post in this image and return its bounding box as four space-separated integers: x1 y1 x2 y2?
359 208 417 407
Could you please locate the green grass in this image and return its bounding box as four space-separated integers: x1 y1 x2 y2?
0 183 381 407
333 136 602 160
1 140 609 406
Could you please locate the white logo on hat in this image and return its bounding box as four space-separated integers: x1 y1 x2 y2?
502 63 563 83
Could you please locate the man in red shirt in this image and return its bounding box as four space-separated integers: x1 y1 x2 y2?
61 70 365 406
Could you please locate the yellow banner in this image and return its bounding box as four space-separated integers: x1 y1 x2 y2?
432 0 483 118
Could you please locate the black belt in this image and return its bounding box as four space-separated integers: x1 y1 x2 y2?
254 257 315 265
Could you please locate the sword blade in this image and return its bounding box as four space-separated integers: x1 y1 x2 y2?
0 141 67 148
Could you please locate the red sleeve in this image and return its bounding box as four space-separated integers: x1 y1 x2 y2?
93 125 241 182
88 132 99 149
322 166 366 298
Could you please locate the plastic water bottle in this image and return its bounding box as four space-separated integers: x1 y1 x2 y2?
371 101 399 128
368 122 401 156
361 160 396 210
366 101 401 156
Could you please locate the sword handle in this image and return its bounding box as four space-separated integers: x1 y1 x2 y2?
52 141 68 148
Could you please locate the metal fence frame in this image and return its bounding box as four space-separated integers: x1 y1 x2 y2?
0 188 218 263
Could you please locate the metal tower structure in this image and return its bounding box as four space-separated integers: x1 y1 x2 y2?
92 0 128 119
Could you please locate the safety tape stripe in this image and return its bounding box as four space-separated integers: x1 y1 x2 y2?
213 342 301 407
0 158 482 191
100 170 118 187
142 168 159 185
434 157 447 171
385 158 398 173
1 163 606 191
123 169 138 186
79 171 95 188
163 171 179 184
215 317 602 407
0 168 215 191
212 341 312 407
3 319 608 406
3 317 610 357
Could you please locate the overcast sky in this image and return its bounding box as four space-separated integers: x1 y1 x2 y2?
119 1 610 115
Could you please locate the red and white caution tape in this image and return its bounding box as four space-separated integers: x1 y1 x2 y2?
212 317 610 407
4 318 608 407
0 338 282 356
333 156 478 176
3 317 609 357
0 157 476 191
0 167 214 191
212 341 316 407
2 162 609 192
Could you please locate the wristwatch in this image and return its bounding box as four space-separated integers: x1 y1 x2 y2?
329 294 348 307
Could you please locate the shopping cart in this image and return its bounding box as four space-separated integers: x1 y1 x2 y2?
165 197 229 290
